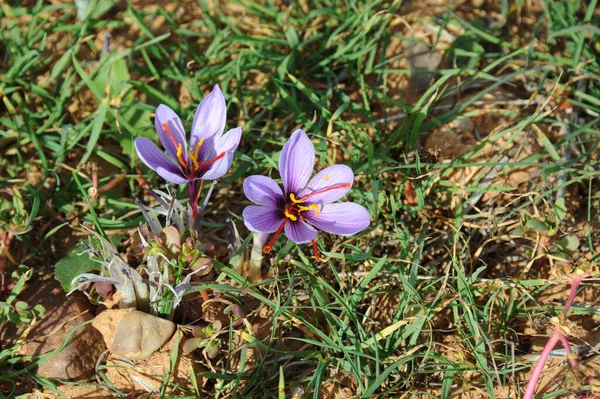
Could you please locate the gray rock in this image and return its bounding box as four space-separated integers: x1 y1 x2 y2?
406 41 443 92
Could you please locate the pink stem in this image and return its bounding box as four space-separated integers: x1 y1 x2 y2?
557 333 578 369
562 273 590 314
524 273 589 398
523 329 562 399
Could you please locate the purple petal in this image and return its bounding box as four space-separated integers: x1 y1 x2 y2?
199 127 242 180
285 220 317 244
214 126 242 153
199 152 233 181
190 84 226 150
279 129 314 196
243 206 285 233
155 105 187 162
243 175 284 207
299 164 353 205
307 202 370 236
134 138 188 184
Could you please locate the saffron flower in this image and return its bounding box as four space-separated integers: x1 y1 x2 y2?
242 129 370 255
134 84 242 216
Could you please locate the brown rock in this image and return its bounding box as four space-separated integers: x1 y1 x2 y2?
15 279 106 380
111 310 175 361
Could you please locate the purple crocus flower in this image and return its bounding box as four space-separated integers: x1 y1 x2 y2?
242 129 370 255
134 84 242 216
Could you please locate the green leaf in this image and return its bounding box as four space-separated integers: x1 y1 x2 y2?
526 218 549 233
533 124 560 161
107 91 154 157
76 0 117 21
15 301 28 312
449 33 484 69
50 48 73 81
285 26 299 48
80 98 109 164
74 0 92 21
557 235 579 252
553 197 567 224
109 58 130 95
54 244 100 292
511 227 525 236
89 0 117 19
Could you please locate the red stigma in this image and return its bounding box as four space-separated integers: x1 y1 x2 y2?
264 220 287 254
301 183 351 201
162 122 179 148
198 152 226 169
312 239 320 261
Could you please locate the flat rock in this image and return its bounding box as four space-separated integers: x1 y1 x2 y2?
92 307 134 348
14 279 106 380
106 330 201 394
111 310 175 361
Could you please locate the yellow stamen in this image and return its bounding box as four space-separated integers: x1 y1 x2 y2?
298 204 320 216
284 210 298 221
290 193 304 203
188 138 205 172
190 155 200 170
194 138 204 158
176 144 188 168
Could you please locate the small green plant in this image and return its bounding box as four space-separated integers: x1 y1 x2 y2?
0 265 45 328
513 197 579 260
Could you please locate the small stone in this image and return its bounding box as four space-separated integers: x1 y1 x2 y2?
12 279 106 381
111 310 175 361
406 41 443 93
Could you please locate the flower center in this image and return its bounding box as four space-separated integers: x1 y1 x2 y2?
283 193 320 221
263 183 351 255
162 122 226 178
264 193 319 254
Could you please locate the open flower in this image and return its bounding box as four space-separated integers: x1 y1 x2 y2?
134 84 242 185
242 129 370 253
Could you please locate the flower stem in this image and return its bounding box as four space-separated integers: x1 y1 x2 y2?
198 180 215 216
563 273 589 314
523 273 588 398
188 180 209 300
189 181 198 218
523 328 562 399
557 333 579 369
